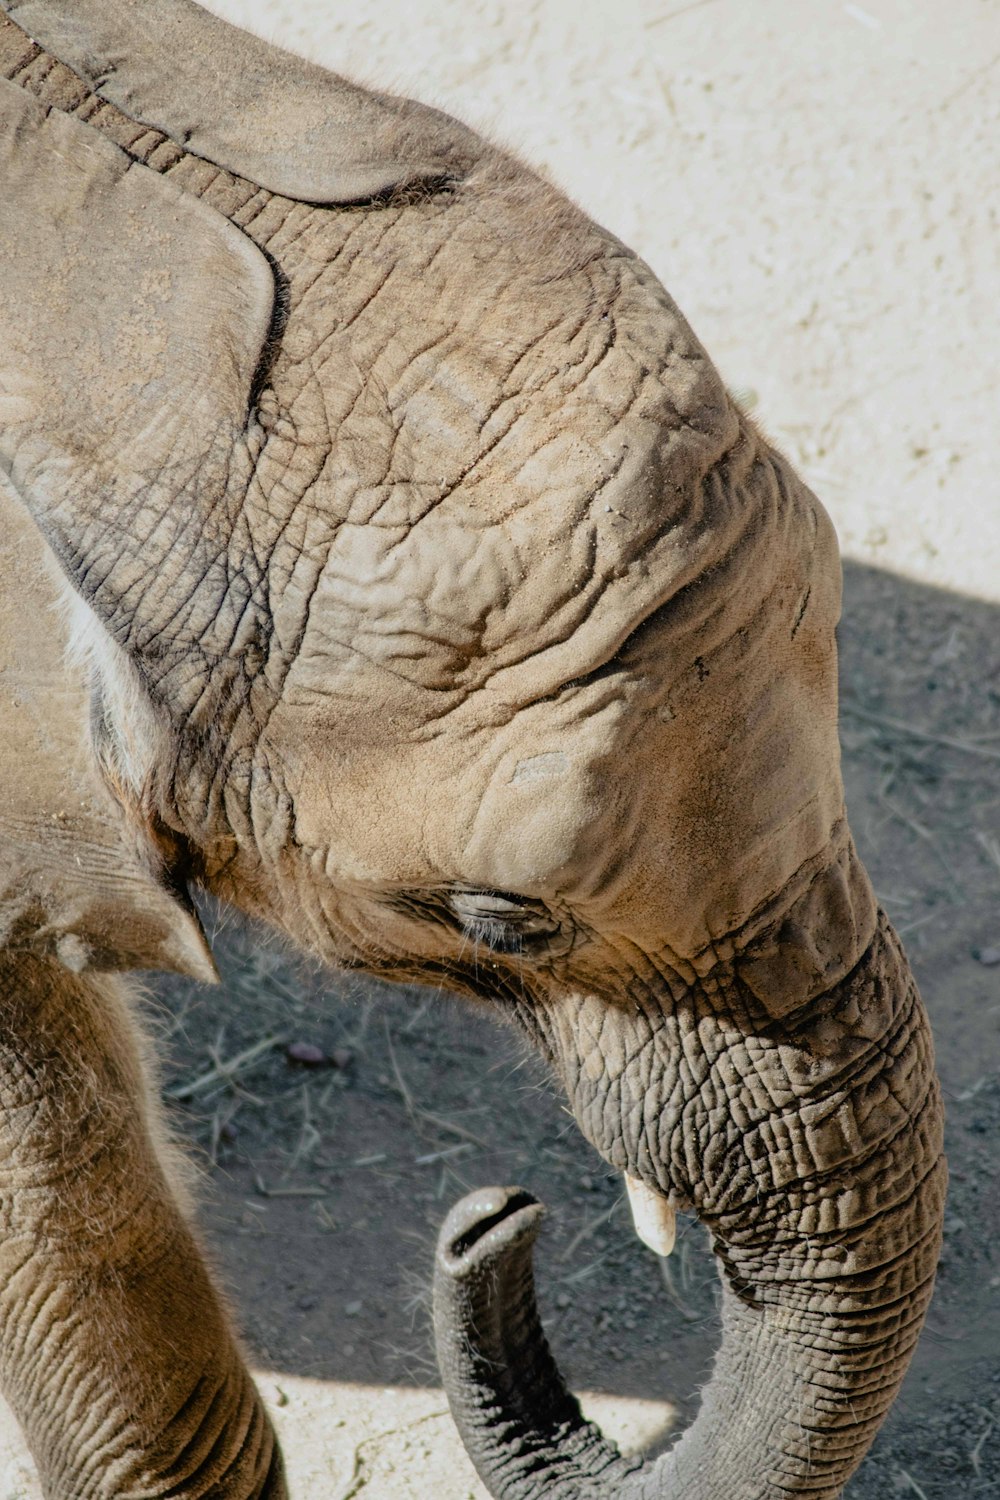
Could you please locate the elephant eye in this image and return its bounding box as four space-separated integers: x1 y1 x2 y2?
449 890 560 954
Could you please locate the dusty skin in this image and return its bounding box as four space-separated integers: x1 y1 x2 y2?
0 2 995 1500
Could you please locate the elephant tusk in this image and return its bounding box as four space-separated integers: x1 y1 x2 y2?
624 1173 676 1257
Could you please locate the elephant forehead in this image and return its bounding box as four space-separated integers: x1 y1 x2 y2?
256 206 744 711
275 326 742 712
280 681 633 897
282 467 650 707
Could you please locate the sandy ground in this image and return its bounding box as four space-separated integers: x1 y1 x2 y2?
0 2 998 1497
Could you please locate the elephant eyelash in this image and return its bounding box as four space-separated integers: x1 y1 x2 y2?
386 888 561 956
450 892 561 956
460 916 526 956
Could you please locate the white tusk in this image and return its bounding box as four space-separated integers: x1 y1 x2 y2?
624 1173 676 1257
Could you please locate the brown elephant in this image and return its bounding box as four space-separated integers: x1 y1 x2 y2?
0 1 945 1495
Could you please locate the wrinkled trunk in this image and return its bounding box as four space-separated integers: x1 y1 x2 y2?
434 915 946 1499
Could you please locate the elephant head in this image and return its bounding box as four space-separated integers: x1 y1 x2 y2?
0 2 945 1496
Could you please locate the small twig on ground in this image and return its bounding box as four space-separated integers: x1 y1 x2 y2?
261 973 307 1012
283 1083 321 1179
383 1020 417 1117
558 1200 620 1262
166 1035 285 1101
312 1200 337 1232
559 1252 611 1287
414 1142 473 1166
658 1253 700 1322
842 701 1000 762
970 1405 997 1476
208 1097 240 1166
417 1109 489 1148
975 830 1000 875
402 992 433 1033
895 910 940 938
876 788 963 896
954 1074 993 1103
644 0 724 27
253 1173 328 1199
895 1468 930 1500
382 1019 488 1146
436 1159 477 1199
921 1320 966 1342
334 1409 449 1500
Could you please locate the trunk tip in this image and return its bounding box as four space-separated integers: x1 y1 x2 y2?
437 1186 544 1275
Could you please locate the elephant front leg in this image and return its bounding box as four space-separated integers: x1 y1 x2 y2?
0 951 285 1499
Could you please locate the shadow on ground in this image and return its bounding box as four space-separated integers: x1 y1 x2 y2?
152 560 1000 1500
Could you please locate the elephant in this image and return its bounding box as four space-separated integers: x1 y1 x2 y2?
0 1 946 1497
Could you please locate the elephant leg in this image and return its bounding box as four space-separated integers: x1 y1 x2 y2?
0 951 285 1499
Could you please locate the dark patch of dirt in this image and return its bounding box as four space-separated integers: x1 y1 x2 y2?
152 559 1000 1499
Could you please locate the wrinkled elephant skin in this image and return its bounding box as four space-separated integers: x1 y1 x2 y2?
0 3 945 1498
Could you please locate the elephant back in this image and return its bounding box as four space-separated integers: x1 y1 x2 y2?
0 0 480 203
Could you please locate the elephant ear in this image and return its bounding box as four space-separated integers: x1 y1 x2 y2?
0 480 219 980
1 0 479 202
0 75 272 647
0 78 275 978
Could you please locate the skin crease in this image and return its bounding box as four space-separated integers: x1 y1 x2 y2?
0 4 945 1499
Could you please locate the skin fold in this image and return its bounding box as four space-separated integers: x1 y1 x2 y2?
0 3 946 1497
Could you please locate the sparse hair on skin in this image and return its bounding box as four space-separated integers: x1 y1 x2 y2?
113 972 203 1222
460 915 525 958
58 580 163 806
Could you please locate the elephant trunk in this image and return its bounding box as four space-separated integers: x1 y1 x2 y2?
433 915 946 1499
434 1188 642 1497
